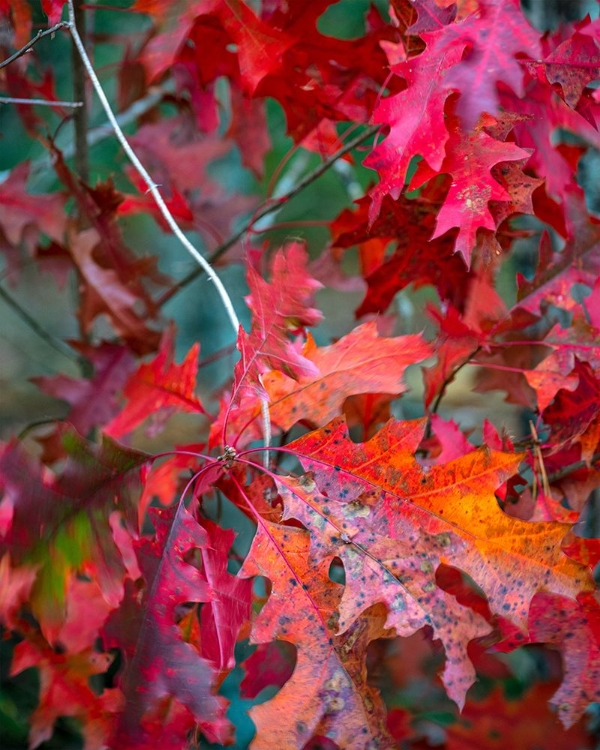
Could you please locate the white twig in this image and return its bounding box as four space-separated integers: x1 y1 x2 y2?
261 397 272 469
0 82 175 186
65 0 240 335
0 97 83 107
65 1 272 452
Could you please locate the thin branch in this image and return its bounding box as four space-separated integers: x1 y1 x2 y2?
0 97 83 107
85 81 175 150
0 284 79 363
156 123 380 307
429 345 482 416
261 398 271 470
0 81 175 185
65 0 240 335
71 0 89 182
546 453 600 485
0 21 70 70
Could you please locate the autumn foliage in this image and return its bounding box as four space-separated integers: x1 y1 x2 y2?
1 0 600 747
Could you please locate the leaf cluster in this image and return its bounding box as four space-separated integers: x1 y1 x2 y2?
1 1 600 748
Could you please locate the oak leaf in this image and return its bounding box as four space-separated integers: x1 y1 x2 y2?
528 592 600 728
102 504 233 747
105 327 205 439
410 113 531 264
33 343 136 437
266 323 433 431
0 432 149 641
238 519 393 749
286 417 592 672
231 242 322 405
436 0 542 129
10 636 120 750
214 322 432 449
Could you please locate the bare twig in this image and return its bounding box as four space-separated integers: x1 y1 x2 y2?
423 345 482 443
546 453 600 485
0 82 175 186
261 397 271 470
0 284 79 363
71 0 89 182
85 82 175 150
156 123 380 307
0 21 70 70
0 97 83 107
65 0 240 335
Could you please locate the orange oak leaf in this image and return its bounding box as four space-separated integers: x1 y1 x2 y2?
275 470 491 709
285 418 593 670
238 518 393 749
266 323 433 431
217 322 433 447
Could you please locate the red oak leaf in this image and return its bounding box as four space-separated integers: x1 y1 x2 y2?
10 635 120 750
500 81 600 202
117 116 256 251
366 39 464 221
542 360 600 452
0 433 149 642
332 189 470 316
0 163 66 257
196 518 252 674
563 531 600 574
69 228 161 355
105 327 205 440
41 0 66 25
231 242 322 404
240 641 296 700
0 554 37 630
538 29 600 109
529 592 600 728
406 0 457 35
410 113 531 264
516 193 600 319
102 504 231 747
524 317 600 412
33 343 136 436
447 682 595 749
437 0 541 129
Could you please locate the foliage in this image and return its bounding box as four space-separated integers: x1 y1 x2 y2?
1 0 600 747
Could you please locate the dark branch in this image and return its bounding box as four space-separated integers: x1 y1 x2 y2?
71 0 89 182
0 283 79 363
547 454 600 485
156 123 380 307
0 21 70 71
